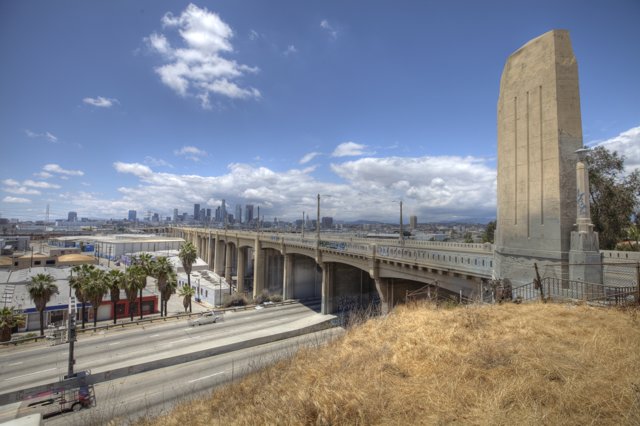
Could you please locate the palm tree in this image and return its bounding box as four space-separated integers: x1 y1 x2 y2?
0 307 25 342
105 269 125 324
124 265 146 321
27 273 59 336
178 284 195 313
83 269 108 328
162 271 178 316
70 264 96 329
153 257 174 317
179 242 197 301
133 254 153 319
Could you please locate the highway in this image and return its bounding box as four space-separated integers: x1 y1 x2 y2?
45 327 343 425
0 302 324 394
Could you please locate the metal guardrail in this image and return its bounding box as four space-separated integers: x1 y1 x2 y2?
0 300 298 347
512 277 638 305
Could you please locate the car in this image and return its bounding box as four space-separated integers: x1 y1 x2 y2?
188 311 222 326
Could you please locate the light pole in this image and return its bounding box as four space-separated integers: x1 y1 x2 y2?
393 200 404 245
316 194 321 242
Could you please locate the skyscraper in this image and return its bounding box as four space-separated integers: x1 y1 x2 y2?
235 204 242 224
221 199 227 223
68 211 77 222
173 209 178 222
409 215 418 230
128 210 137 222
193 203 200 221
245 204 254 224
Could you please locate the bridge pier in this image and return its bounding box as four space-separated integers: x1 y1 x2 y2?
252 237 264 298
321 263 334 315
283 254 294 300
236 246 246 293
214 237 225 276
225 242 233 283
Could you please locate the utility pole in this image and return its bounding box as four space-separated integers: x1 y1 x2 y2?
399 200 404 245
316 194 320 242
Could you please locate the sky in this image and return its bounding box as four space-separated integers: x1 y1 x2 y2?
1 1 639 224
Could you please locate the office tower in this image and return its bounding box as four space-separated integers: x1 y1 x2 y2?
68 211 77 222
321 217 333 229
128 210 137 222
409 215 418 230
173 209 178 222
235 204 242 224
221 200 227 222
206 208 211 221
200 208 205 222
245 204 254 224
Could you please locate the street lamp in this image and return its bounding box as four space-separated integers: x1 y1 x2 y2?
393 200 404 245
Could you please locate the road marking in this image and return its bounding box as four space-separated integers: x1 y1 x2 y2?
150 334 160 338
169 338 192 344
7 362 23 366
108 341 122 346
187 371 225 383
183 328 194 331
4 367 57 381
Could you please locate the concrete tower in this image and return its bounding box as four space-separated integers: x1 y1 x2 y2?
494 30 585 285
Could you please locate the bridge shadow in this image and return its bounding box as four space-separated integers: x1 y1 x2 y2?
295 297 321 313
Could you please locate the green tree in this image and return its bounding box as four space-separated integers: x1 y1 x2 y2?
0 307 25 342
70 264 96 329
105 269 125 324
178 284 195 313
27 273 59 336
162 271 178 316
124 265 146 321
586 146 640 249
463 232 474 243
132 254 153 319
483 220 496 244
153 257 174 317
178 242 197 301
83 269 108 328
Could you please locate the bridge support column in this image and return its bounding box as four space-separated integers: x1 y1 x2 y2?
283 254 293 300
214 237 225 276
207 234 214 268
253 238 264 298
225 242 233 284
374 278 391 315
321 263 334 315
236 247 246 294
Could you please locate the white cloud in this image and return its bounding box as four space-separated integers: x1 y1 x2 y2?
146 4 260 107
283 45 297 56
113 162 153 177
332 141 368 157
23 180 61 189
320 19 338 40
174 145 208 162
3 187 40 195
299 152 321 165
2 179 19 187
144 156 173 168
83 96 119 108
2 196 31 203
43 164 84 176
25 129 58 143
248 29 260 41
593 125 640 172
34 171 53 179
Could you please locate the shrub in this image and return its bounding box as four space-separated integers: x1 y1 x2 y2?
223 292 249 307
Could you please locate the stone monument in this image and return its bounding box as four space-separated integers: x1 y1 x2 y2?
494 29 600 286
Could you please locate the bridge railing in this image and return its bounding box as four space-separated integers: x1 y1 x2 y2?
512 277 638 305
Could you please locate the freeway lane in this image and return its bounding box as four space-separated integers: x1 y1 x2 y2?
46 328 344 425
0 303 325 394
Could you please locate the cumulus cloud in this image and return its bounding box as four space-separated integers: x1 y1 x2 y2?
299 152 321 165
25 129 58 143
332 141 368 157
330 155 497 217
34 171 53 179
43 164 84 176
320 19 338 40
2 196 31 203
83 96 119 108
144 156 173 168
174 145 208 162
283 45 298 56
145 3 260 108
593 125 640 172
23 180 61 189
2 178 60 196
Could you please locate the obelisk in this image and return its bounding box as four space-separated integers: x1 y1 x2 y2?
494 30 584 285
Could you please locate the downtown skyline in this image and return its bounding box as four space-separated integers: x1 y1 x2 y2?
1 1 639 223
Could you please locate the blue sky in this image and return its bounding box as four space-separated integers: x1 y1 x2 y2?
1 1 639 223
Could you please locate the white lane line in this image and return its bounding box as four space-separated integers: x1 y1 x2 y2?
183 328 194 331
168 338 191 344
7 362 23 366
108 341 122 346
187 371 225 383
150 334 160 338
4 367 57 381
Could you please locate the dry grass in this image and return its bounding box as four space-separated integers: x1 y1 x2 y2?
136 302 640 425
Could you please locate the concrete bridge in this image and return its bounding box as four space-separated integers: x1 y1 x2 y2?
169 227 494 314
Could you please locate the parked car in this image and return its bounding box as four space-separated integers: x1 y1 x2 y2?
188 311 222 326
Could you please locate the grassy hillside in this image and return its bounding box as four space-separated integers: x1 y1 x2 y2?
138 302 640 425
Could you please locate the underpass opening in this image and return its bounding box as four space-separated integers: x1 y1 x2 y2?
290 254 322 312
328 262 379 321
263 248 284 298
